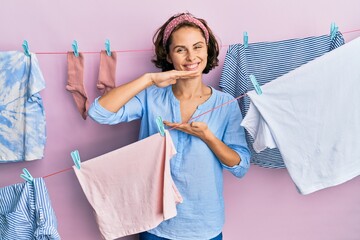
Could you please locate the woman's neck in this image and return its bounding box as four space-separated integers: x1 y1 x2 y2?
172 78 209 100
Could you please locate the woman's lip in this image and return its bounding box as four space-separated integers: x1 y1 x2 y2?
184 63 199 70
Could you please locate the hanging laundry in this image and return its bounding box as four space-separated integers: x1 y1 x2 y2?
0 51 46 162
0 178 60 239
219 32 344 168
66 52 89 120
73 130 182 240
241 37 360 195
97 50 117 95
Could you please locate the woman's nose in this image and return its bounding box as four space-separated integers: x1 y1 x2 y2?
186 50 196 61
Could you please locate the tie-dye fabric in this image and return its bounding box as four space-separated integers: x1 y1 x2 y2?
0 51 46 162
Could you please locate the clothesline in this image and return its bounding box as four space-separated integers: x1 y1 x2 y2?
42 93 247 179
32 28 360 55
37 27 360 179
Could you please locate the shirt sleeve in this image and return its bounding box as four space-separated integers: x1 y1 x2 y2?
221 100 251 178
28 54 46 103
219 45 249 96
219 48 238 97
88 90 146 125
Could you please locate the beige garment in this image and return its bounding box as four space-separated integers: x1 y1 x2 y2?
97 50 117 95
66 52 89 120
73 131 182 240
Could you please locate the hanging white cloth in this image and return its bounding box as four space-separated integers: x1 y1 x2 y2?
241 37 360 194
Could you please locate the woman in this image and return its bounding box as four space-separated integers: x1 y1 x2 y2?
88 12 250 240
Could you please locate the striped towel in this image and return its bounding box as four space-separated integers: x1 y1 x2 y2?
219 31 344 168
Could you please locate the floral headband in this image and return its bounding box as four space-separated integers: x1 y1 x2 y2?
162 14 210 48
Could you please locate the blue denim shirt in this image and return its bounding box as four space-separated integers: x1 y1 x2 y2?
88 85 250 239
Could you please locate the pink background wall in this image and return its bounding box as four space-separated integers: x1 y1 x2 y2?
1 0 360 239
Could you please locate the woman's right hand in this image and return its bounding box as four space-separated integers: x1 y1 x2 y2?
97 70 197 113
149 70 198 88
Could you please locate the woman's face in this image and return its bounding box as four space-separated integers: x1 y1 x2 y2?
167 26 208 75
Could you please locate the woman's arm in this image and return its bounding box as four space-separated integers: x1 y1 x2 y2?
163 99 251 177
163 121 240 166
98 70 197 113
202 128 241 167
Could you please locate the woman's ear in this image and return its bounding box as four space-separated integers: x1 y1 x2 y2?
166 54 173 64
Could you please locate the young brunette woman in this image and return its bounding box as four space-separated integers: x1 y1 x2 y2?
89 13 250 240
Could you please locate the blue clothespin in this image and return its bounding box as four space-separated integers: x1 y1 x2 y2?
22 40 31 57
249 75 262 95
71 150 81 170
105 39 111 56
72 40 79 57
20 168 34 183
156 116 165 137
330 22 338 40
243 32 248 48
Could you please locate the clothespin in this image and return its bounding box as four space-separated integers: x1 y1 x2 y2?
249 75 262 95
22 40 31 57
105 39 111 56
243 32 248 48
20 168 34 183
156 116 165 137
330 22 338 40
71 150 81 170
72 40 79 57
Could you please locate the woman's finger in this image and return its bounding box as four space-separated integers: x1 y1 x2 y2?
174 70 197 79
164 121 189 130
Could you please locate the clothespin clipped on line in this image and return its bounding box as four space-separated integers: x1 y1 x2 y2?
22 40 31 57
72 40 79 57
105 39 111 56
20 168 34 183
330 22 338 40
156 116 165 137
249 75 262 95
71 150 81 170
243 32 248 48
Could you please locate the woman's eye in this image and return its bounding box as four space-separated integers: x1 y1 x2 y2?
194 45 203 51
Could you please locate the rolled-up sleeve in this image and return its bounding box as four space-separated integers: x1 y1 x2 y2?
221 100 251 178
88 91 145 125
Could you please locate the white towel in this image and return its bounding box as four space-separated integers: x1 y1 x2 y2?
241 37 360 194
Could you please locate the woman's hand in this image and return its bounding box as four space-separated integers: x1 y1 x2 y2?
164 120 242 167
163 120 212 140
149 70 197 88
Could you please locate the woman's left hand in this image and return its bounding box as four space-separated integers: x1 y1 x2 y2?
164 120 242 167
163 121 211 140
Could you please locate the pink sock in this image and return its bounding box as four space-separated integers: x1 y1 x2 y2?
97 50 117 95
66 52 89 120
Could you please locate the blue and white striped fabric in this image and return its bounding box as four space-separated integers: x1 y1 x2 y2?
0 51 46 163
0 178 60 240
219 32 344 168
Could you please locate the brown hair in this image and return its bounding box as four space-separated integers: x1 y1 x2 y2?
152 13 219 74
